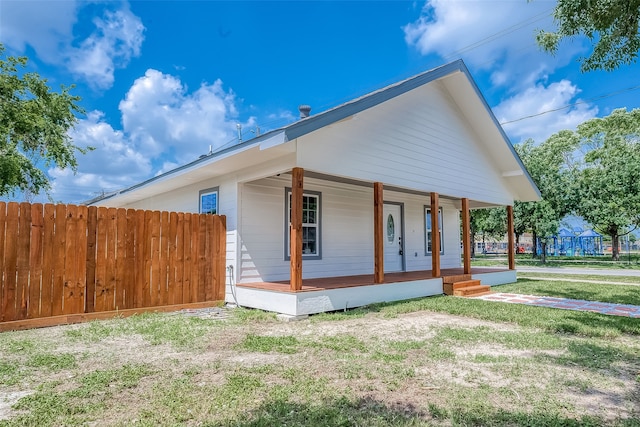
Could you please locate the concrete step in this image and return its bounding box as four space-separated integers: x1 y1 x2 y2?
453 284 491 297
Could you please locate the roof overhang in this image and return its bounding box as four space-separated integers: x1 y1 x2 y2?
439 68 540 202
88 60 540 207
88 131 293 206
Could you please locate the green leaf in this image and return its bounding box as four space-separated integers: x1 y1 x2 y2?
0 43 89 197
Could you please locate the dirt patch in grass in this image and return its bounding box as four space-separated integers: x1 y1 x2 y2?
0 308 638 426
0 391 33 421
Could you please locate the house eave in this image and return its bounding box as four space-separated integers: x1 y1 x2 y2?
87 132 285 206
87 59 540 207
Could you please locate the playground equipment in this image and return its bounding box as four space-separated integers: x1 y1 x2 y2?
538 228 603 256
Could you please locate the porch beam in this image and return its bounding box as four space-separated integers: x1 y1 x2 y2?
461 198 471 274
431 192 441 277
374 182 384 284
290 167 304 290
507 205 515 270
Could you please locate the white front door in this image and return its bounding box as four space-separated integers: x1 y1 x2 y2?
383 203 404 272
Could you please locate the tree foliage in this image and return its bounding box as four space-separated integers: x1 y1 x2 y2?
573 108 640 260
470 207 507 256
513 137 579 261
536 0 640 72
0 44 87 197
518 108 640 261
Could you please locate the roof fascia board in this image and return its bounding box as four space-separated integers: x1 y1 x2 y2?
88 136 268 204
452 62 541 199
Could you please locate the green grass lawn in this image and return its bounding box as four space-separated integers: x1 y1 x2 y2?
316 291 640 338
1 276 639 426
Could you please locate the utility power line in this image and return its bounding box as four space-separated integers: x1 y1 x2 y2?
500 84 640 125
442 8 553 60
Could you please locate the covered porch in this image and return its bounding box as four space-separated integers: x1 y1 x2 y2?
231 167 518 317
285 168 517 289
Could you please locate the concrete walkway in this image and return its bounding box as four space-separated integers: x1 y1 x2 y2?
473 292 640 318
518 275 640 287
517 266 640 277
516 265 640 286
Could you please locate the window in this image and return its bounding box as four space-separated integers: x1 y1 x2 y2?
285 188 321 259
425 207 444 254
199 187 218 214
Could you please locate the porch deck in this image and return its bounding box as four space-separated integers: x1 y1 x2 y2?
237 267 508 292
230 267 516 317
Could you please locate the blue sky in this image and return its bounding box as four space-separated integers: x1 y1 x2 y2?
2 0 640 203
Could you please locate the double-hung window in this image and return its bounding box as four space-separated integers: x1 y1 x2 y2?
425 207 444 254
199 187 219 214
285 188 321 259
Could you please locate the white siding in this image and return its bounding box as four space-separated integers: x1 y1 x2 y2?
239 176 462 283
297 82 513 206
383 190 460 272
239 178 286 282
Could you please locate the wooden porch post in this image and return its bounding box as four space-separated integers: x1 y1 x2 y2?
507 205 515 270
461 198 471 274
430 192 441 277
374 182 384 284
290 168 304 290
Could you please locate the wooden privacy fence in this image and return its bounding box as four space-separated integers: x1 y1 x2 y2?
0 202 226 326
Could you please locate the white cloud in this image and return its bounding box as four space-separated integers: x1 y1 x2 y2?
119 69 252 163
0 1 144 90
494 80 598 143
48 70 254 202
48 111 152 202
67 7 144 89
403 0 582 89
404 1 600 144
0 0 78 62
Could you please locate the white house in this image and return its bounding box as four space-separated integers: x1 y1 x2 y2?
89 60 540 318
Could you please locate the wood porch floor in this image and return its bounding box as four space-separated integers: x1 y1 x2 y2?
237 267 509 293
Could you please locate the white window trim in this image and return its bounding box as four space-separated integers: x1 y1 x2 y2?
425 206 444 255
284 188 322 260
199 187 219 214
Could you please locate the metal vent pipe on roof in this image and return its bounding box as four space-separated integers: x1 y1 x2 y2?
298 104 311 118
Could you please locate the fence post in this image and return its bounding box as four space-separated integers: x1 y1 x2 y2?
4 203 20 321
85 206 97 313
41 204 55 318
29 204 44 319
0 202 7 322
215 215 227 301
